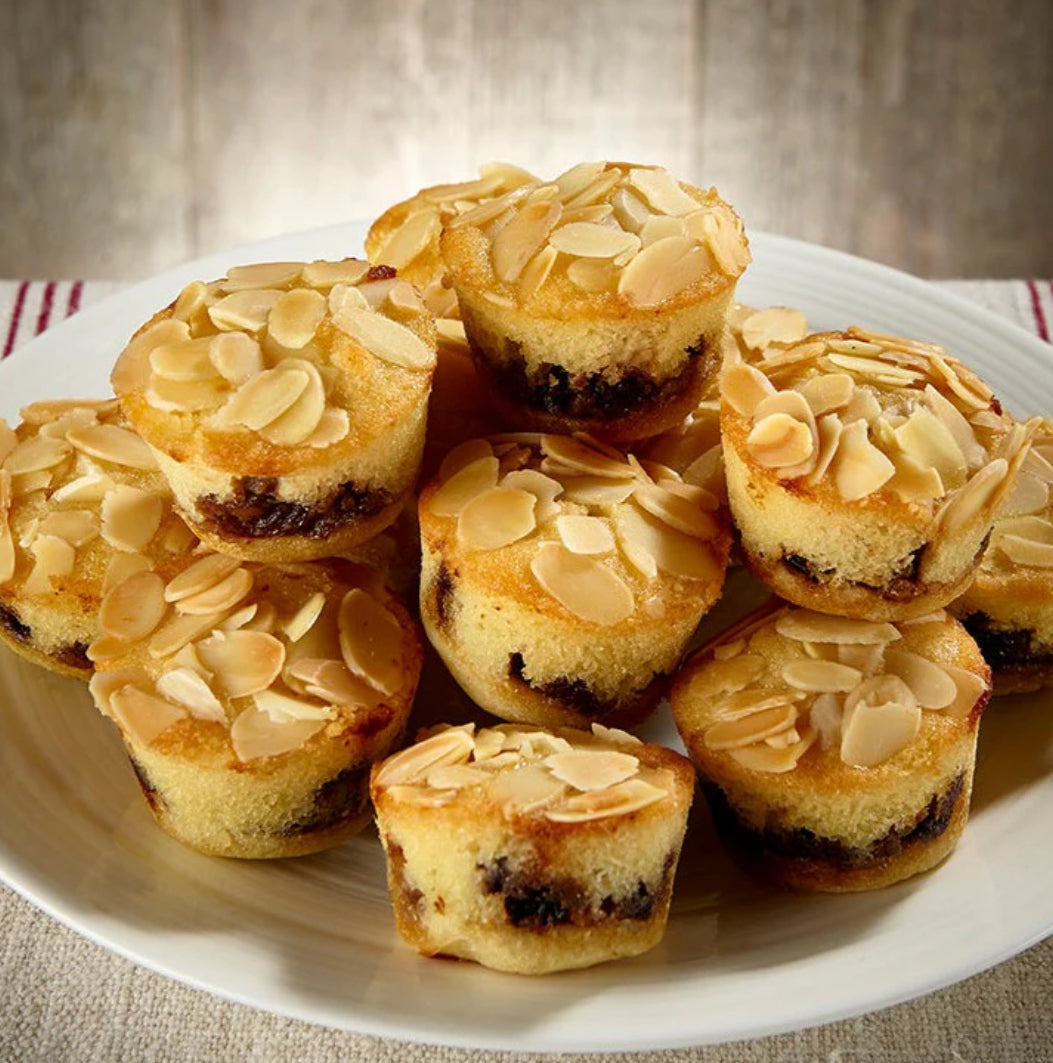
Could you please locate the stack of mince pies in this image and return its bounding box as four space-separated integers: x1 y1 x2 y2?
1 160 1046 979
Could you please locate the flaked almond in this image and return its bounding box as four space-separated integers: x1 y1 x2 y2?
541 435 632 479
21 534 73 595
627 167 699 216
112 319 191 393
212 366 308 432
942 664 989 718
282 591 326 643
148 336 217 382
530 542 634 626
797 373 855 416
255 688 332 722
632 481 718 539
266 288 327 349
883 649 957 709
703 653 766 693
66 424 157 470
517 244 559 302
886 449 946 503
374 209 441 270
704 703 798 750
457 486 537 550
837 643 887 673
998 528 1053 567
148 610 230 659
1004 471 1050 517
50 471 116 504
746 413 814 469
196 630 285 698
156 667 226 723
935 459 1008 532
782 658 862 693
610 186 652 232
775 609 901 645
558 474 636 505
101 552 151 595
328 282 369 316
491 199 563 284
257 359 326 446
728 729 816 773
556 514 614 555
171 280 210 323
700 209 749 275
741 308 808 352
639 214 686 247
332 305 434 371
426 763 490 790
165 553 243 602
229 705 326 762
500 468 563 522
809 693 843 750
208 288 283 332
544 749 639 791
100 486 163 552
3 436 71 476
439 439 494 483
613 502 720 581
840 677 920 768
721 364 776 419
617 235 711 306
489 764 567 813
429 455 500 517
108 685 186 746
832 420 895 501
175 566 253 616
145 376 226 413
302 258 371 289
548 222 639 259
544 777 666 823
566 258 618 294
37 509 98 546
99 571 167 643
894 407 967 486
287 658 384 708
221 262 304 291
302 407 350 448
338 588 404 696
374 727 475 787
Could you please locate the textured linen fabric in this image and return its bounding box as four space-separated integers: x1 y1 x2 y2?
0 278 1050 1063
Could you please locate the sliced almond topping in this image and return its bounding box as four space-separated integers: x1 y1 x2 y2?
775 609 901 645
3 436 71 476
375 208 441 270
108 685 186 747
429 455 500 517
196 630 285 699
302 259 371 289
148 611 230 659
374 727 475 787
782 659 862 693
112 319 192 393
148 336 218 382
328 282 369 317
489 764 567 813
627 167 699 216
544 749 639 791
221 262 304 291
175 566 253 616
837 643 887 673
518 244 559 302
886 449 946 503
99 571 167 643
338 588 404 696
728 730 816 773
37 509 98 547
425 763 490 791
287 658 384 708
558 474 636 505
1004 471 1050 517
165 553 242 602
638 214 686 247
561 169 621 210
212 367 308 432
145 376 227 413
700 209 749 275
218 603 257 629
266 288 327 349
50 471 116 504
617 235 711 307
746 413 814 469
281 592 326 643
22 534 74 595
832 420 895 501
255 688 332 722
208 289 283 332
229 705 326 762
457 486 537 550
566 258 618 294
544 777 666 823
894 407 967 486
66 424 157 470
883 649 957 709
704 653 766 693
556 514 614 555
797 373 855 416
548 222 639 259
500 468 563 522
331 305 434 371
632 482 718 539
171 281 209 322
531 542 634 626
942 663 989 718
935 458 1008 532
809 694 843 750
156 667 226 723
102 552 152 594
741 308 808 352
100 486 163 552
613 502 720 581
302 407 350 448
704 703 798 750
610 186 652 232
840 677 920 768
554 162 608 201
712 638 746 661
998 530 1053 568
721 363 777 419
540 435 632 479
257 359 326 446
491 199 563 284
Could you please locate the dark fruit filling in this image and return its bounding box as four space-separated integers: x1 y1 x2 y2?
508 651 615 719
960 612 1053 670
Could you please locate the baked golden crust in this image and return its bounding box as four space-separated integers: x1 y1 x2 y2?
0 399 199 679
670 602 991 891
417 432 732 728
111 259 437 560
88 558 422 858
439 161 750 441
371 721 694 974
720 327 1035 620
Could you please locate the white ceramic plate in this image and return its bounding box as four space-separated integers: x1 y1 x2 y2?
0 226 1051 1052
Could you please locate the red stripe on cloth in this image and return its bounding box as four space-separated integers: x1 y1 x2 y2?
1027 280 1049 342
2 281 30 359
35 281 57 335
65 280 84 317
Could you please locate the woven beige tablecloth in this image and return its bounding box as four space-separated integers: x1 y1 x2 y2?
0 278 1050 1063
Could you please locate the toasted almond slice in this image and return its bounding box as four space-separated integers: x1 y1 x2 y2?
782 659 862 693
266 288 327 349
746 413 814 469
424 763 490 790
438 439 493 483
704 703 798 750
840 387 882 425
230 704 326 762
171 280 210 322
100 486 163 552
840 688 920 768
37 509 98 547
741 308 808 352
457 486 537 550
21 534 73 595
612 502 720 581
212 367 308 432
99 571 167 643
721 364 777 420
775 609 901 645
541 435 632 479
287 658 384 708
500 468 563 522
638 214 686 247
561 169 622 210
301 259 370 289
429 455 500 517
301 406 350 448
556 514 614 555
374 208 441 270
3 436 71 476
145 376 227 413
728 729 817 773
704 653 766 693
942 663 989 718
627 167 698 216
208 289 283 332
483 764 565 811
257 359 326 446
797 373 855 416
558 474 636 505
923 384 986 467
281 592 326 643
712 638 746 661
632 482 718 539
832 420 895 501
156 667 226 723
804 413 843 486
565 258 618 294
148 336 218 382
886 448 946 503
196 630 285 699
176 566 253 616
894 407 967 486
328 282 370 318
553 162 608 201
543 749 639 791
883 649 957 709
617 235 711 306
221 262 304 291
148 610 230 659
109 685 186 746
112 319 192 393
837 643 887 674
935 458 1008 532
66 424 157 470
374 728 475 787
518 244 559 302
998 532 1053 568
544 777 666 823
338 588 404 696
809 693 843 750
491 200 563 284
255 688 332 722
164 553 243 602
49 471 116 504
218 603 258 631
700 209 750 275
101 552 151 595
1004 471 1050 517
332 305 434 371
531 542 634 625
549 222 639 259
610 186 652 232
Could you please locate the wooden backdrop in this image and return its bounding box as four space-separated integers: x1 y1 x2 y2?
1 0 1050 280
